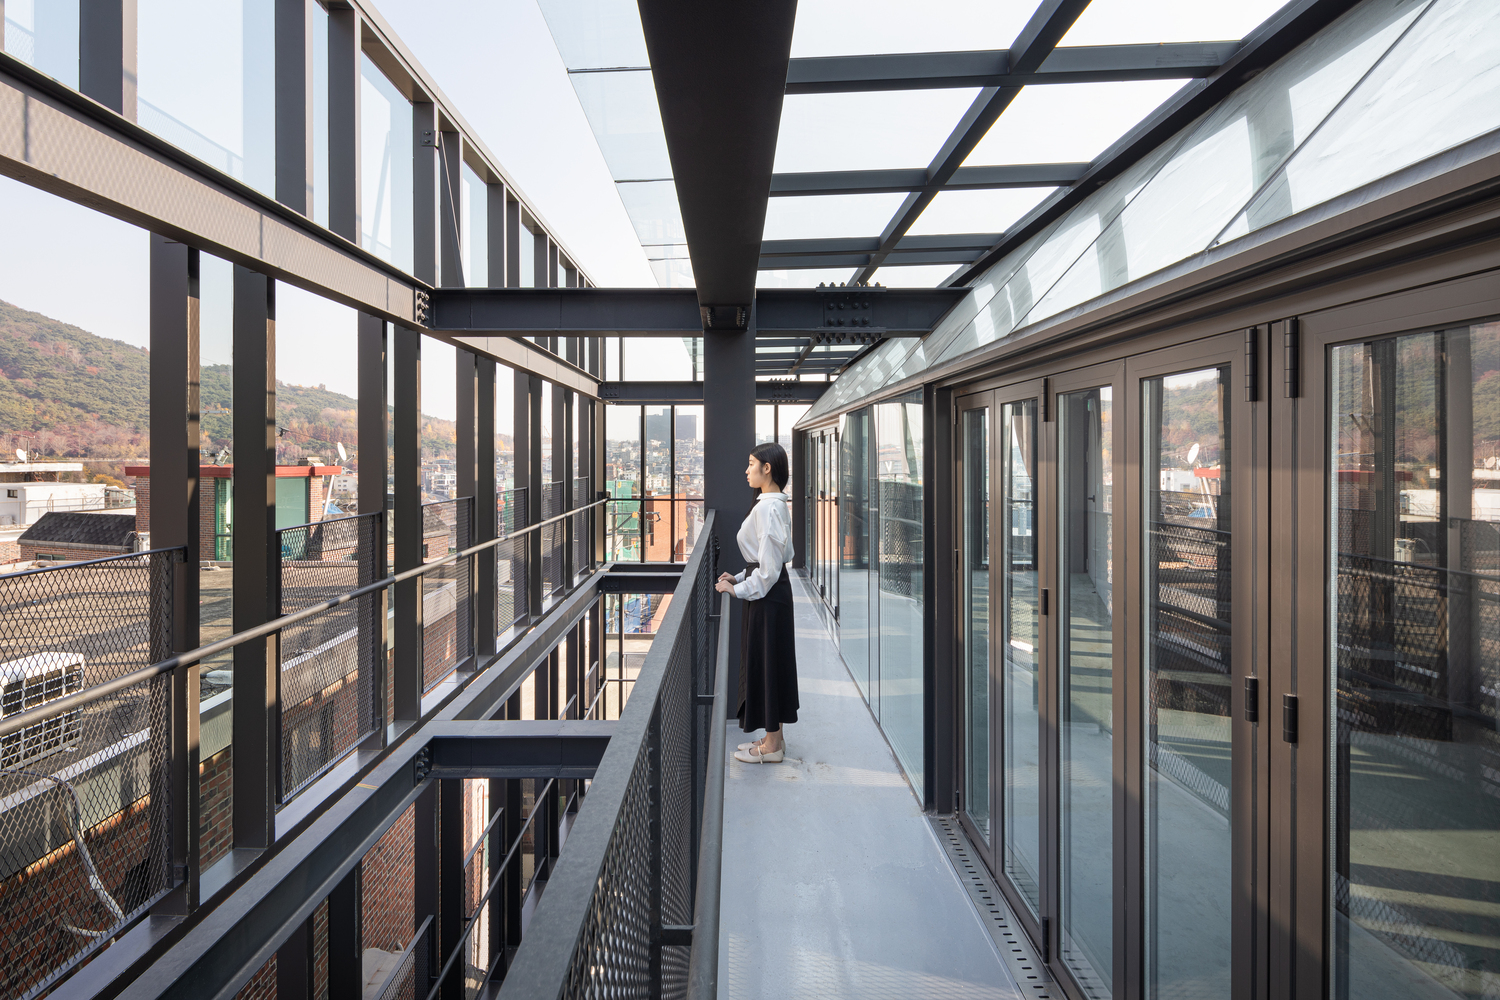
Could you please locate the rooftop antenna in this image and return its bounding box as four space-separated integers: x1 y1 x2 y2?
15 449 26 463
336 442 348 463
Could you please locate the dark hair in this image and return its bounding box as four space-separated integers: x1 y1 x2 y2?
750 442 789 491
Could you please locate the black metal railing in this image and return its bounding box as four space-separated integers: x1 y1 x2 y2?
498 488 530 634
277 512 384 800
422 498 475 693
492 513 724 999
0 499 611 997
0 549 180 1000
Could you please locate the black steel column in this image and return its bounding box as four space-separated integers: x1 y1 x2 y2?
414 100 439 286
393 326 423 723
504 690 523 949
151 235 201 910
528 376 544 614
439 129 465 288
487 182 508 288
476 357 497 654
232 267 276 848
505 196 522 288
79 0 136 120
456 350 478 663
327 862 362 1000
274 0 314 214
326 6 360 242
357 314 388 736
560 385 573 585
276 916 315 1000
437 778 464 1000
704 307 756 707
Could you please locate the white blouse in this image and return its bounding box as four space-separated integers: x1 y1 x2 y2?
731 492 795 601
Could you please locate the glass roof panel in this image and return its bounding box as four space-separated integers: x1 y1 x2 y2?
648 257 695 288
757 268 860 289
964 81 1186 165
617 179 686 245
537 0 650 69
789 0 1040 58
763 193 908 241
1059 0 1288 46
1233 0 1500 236
774 90 981 173
906 188 1056 237
871 264 964 287
570 70 672 180
1023 0 1423 324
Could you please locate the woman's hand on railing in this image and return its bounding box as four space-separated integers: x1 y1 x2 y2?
714 578 735 594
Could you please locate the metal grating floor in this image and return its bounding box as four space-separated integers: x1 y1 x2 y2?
931 816 1060 1000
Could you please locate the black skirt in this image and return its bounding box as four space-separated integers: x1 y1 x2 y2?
737 569 799 732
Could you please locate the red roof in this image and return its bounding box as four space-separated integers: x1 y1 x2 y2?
125 464 341 478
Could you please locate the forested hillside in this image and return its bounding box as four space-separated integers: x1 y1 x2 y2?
0 299 476 483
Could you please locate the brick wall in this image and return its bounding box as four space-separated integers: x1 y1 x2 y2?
423 607 460 688
235 954 276 1000
134 477 151 535
314 898 329 999
19 543 132 563
0 796 156 998
0 539 18 563
200 747 233 869
362 804 415 954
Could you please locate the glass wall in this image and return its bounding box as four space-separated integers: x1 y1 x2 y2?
461 162 489 286
1143 368 1232 999
361 56 414 272
3 0 79 86
840 408 872 699
1329 321 1500 1000
1001 398 1041 917
1058 384 1114 998
605 404 641 560
138 0 276 194
874 391 925 796
960 404 989 841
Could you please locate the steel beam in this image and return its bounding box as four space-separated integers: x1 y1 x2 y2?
768 163 1086 196
432 286 963 337
784 40 1237 94
424 721 615 778
638 0 797 308
851 0 1092 284
950 0 1367 286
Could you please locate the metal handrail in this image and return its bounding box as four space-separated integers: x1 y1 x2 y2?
0 498 610 741
687 590 732 999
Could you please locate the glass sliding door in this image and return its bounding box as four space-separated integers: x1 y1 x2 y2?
842 409 872 698
1058 384 1115 998
1328 322 1500 1000
959 402 992 847
1143 367 1233 999
876 393 924 795
1001 398 1042 919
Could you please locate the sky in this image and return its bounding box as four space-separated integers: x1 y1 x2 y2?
0 0 1291 408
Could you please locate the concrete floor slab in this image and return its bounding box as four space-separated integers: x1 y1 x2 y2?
717 573 1024 1000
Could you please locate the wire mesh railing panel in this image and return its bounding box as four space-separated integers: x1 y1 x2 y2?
572 477 591 579
542 482 565 598
0 551 177 999
497 489 529 633
422 499 473 692
561 746 654 998
376 916 432 1000
278 514 382 800
658 629 695 994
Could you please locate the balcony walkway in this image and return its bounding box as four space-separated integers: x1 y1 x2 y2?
717 572 1024 1000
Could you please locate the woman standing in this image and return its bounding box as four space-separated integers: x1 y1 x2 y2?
715 442 799 763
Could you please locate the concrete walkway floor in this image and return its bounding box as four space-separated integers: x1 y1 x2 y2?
717 573 1024 1000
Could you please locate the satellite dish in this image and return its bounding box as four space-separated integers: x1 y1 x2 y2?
1186 443 1201 466
15 449 26 463
336 442 348 463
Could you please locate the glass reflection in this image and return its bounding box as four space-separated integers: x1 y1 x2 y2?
360 56 413 271
1330 323 1500 1000
3 0 79 87
876 393 924 797
1059 384 1114 998
842 409 873 699
1143 368 1232 999
137 0 276 193
1002 399 1041 916
962 406 990 840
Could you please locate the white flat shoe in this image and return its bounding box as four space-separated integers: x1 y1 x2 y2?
734 745 784 763
737 741 762 751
